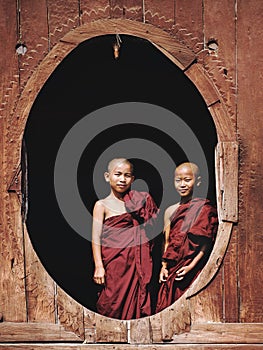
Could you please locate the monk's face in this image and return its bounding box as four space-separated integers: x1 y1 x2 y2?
174 165 197 200
105 161 134 194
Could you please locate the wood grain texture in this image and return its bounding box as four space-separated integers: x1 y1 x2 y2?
19 0 49 87
130 317 151 343
0 322 81 342
144 0 175 30
95 314 127 343
223 226 239 322
47 0 80 48
109 0 143 20
0 345 262 350
23 225 56 323
237 0 263 323
174 0 203 53
80 0 110 24
57 286 84 340
83 307 96 343
0 1 27 323
215 142 238 222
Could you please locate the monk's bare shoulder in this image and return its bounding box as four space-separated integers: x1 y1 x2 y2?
164 202 180 222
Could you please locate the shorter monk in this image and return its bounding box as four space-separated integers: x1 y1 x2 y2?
92 158 159 320
155 162 218 313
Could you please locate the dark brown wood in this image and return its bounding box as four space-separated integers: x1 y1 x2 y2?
223 226 239 322
0 1 27 323
19 0 49 87
215 142 238 222
201 0 237 132
237 0 263 323
0 1 263 346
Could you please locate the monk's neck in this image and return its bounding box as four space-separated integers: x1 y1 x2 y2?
180 195 193 204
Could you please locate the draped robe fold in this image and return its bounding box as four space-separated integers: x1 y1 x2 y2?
96 190 159 320
156 198 218 313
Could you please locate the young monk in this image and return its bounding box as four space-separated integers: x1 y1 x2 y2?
92 158 159 320
155 162 218 313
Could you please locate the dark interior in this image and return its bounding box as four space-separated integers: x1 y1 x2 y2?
23 34 218 313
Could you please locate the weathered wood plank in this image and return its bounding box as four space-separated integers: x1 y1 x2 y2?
202 0 237 131
56 286 84 340
187 222 233 300
19 0 49 88
0 323 262 345
185 63 220 106
171 323 263 344
0 0 27 324
204 0 236 88
109 0 143 21
83 307 96 343
95 314 127 343
158 294 191 341
23 225 56 323
80 0 110 24
47 0 80 48
215 142 238 222
129 317 151 343
144 0 175 30
237 0 263 323
175 0 203 53
208 101 236 142
223 226 239 322
0 322 81 342
0 345 262 350
188 269 223 323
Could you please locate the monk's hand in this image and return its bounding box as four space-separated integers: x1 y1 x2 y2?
159 266 169 283
93 266 105 285
175 266 191 281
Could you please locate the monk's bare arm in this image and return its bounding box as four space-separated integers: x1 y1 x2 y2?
92 201 105 285
159 207 172 283
175 244 207 281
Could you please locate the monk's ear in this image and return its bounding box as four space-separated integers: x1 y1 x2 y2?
131 175 135 183
196 176 201 187
104 172 110 182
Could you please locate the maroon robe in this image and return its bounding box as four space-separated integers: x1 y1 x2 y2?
156 198 218 313
96 190 159 320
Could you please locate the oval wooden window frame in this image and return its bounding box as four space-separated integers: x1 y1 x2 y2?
8 19 238 342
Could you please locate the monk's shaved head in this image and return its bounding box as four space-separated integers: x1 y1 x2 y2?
107 158 134 174
175 162 200 177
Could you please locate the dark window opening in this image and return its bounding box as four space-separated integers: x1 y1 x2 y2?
23 35 218 314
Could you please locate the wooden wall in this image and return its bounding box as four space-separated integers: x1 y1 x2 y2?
0 0 262 348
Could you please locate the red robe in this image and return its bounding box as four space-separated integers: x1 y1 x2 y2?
96 190 159 320
156 198 218 313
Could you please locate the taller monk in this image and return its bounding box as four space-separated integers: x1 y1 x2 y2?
92 158 159 320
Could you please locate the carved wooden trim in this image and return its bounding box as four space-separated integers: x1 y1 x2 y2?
4 18 239 342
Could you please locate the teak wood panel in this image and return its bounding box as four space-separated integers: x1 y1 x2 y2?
1 0 262 347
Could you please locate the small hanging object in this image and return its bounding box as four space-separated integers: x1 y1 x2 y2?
113 34 122 59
